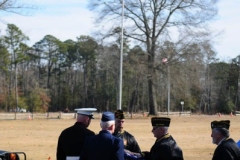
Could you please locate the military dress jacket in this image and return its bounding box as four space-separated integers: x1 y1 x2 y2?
113 130 141 153
142 133 183 160
81 130 125 160
212 138 240 160
56 122 95 160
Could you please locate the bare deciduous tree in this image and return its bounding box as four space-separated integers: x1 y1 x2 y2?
88 0 219 115
0 0 37 15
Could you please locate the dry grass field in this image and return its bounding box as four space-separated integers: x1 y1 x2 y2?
1 114 240 160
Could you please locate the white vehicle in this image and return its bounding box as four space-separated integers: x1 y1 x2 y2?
19 108 27 113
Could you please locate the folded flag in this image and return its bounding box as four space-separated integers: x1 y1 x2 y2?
124 153 145 160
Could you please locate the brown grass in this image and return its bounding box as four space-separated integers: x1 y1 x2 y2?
1 114 240 160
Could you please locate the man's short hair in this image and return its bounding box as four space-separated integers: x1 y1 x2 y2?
214 128 230 138
100 120 115 129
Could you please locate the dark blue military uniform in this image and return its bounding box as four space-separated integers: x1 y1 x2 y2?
142 133 183 160
57 122 95 160
211 120 240 160
139 117 183 160
81 130 125 160
212 138 240 160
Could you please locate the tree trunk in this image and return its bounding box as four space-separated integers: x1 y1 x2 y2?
148 78 158 115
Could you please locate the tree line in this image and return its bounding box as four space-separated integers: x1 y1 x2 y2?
1 0 240 115
0 23 239 115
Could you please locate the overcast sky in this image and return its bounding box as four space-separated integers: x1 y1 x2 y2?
0 0 239 62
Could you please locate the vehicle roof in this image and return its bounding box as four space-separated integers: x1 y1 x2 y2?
0 150 8 155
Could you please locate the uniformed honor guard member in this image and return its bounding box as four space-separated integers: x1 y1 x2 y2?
211 120 240 160
113 110 141 154
56 108 97 160
81 111 125 160
125 117 184 160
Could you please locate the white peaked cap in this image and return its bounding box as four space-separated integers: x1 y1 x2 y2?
74 108 97 119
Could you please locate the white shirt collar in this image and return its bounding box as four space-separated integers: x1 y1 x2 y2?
218 137 226 145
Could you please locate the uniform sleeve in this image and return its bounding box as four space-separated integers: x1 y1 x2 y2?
80 137 90 160
213 145 237 160
56 132 65 160
129 136 141 153
151 143 183 160
152 144 171 160
115 138 125 160
141 151 150 160
124 131 141 153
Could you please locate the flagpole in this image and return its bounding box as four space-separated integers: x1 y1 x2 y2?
118 0 124 110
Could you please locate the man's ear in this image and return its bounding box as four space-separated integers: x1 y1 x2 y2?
84 116 90 121
109 124 114 130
